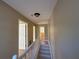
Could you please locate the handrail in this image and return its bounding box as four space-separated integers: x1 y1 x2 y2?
18 38 40 59
48 39 53 59
18 42 35 59
48 38 55 59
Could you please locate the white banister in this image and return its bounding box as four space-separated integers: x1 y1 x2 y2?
48 39 53 59
18 38 40 59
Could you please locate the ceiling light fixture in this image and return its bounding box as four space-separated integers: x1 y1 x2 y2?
34 13 40 17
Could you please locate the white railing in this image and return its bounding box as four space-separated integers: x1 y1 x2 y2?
48 39 53 59
48 38 56 59
18 39 40 59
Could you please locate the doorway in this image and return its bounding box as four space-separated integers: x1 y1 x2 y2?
18 20 28 56
40 26 45 41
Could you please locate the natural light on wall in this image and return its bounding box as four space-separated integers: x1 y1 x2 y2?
40 27 44 32
33 26 36 42
40 27 45 40
18 20 28 56
19 23 26 49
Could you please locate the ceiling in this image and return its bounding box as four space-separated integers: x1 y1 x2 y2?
3 0 57 24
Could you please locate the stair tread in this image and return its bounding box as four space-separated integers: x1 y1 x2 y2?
40 50 50 54
40 54 51 58
40 48 49 51
37 40 51 59
40 57 51 59
40 45 49 48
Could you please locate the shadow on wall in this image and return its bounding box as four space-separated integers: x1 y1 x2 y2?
28 40 33 46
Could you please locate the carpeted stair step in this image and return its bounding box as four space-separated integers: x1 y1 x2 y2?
39 54 51 59
40 50 50 55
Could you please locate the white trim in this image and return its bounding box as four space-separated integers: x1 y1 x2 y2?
48 39 53 59
34 39 40 59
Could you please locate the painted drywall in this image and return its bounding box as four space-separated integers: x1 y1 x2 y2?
28 23 33 45
48 16 55 59
49 0 79 59
0 0 36 59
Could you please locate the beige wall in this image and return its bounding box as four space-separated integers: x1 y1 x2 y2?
49 0 79 59
0 0 36 59
28 23 33 45
48 16 55 59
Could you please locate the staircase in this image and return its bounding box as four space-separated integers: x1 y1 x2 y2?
37 40 51 59
17 39 51 59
